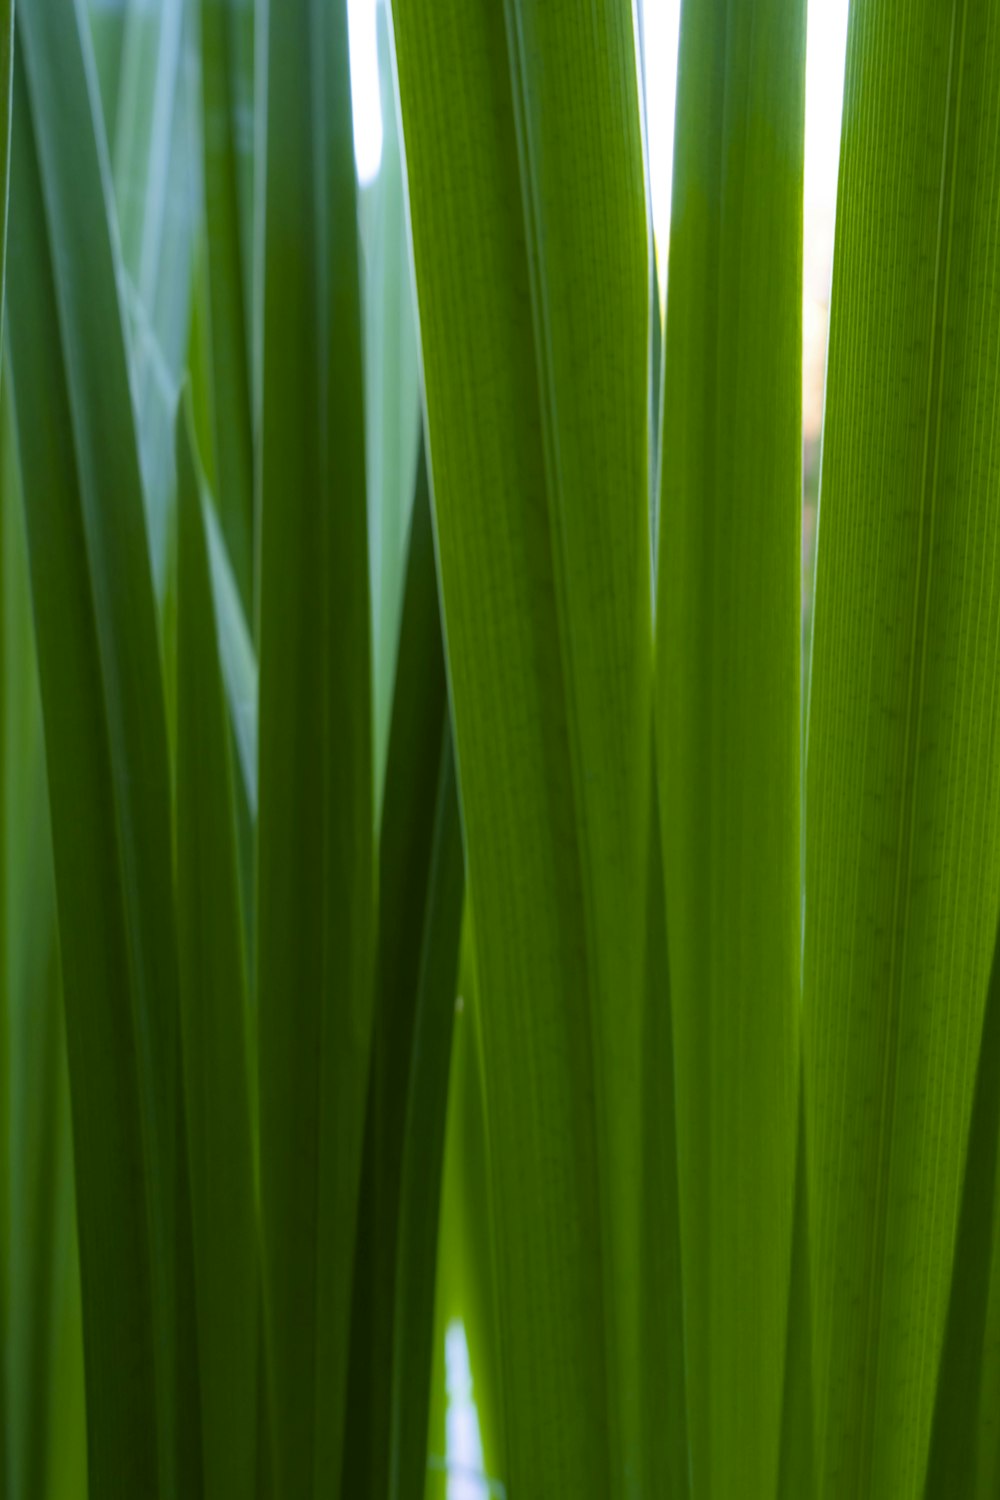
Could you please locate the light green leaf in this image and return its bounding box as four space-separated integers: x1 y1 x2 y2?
639 757 688 1500
804 3 1000 1493
255 0 373 1493
391 0 651 1490
654 1 805 1493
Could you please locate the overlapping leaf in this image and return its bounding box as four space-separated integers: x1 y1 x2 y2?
654 2 806 1492
805 3 1000 1493
255 0 373 1493
5 4 197 1491
391 0 651 1490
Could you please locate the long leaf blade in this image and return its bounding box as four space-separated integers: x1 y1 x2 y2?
341 444 450 1497
805 3 1000 1492
176 398 259 1500
654 1 806 1491
6 5 198 1491
255 0 373 1493
391 0 650 1490
199 0 254 607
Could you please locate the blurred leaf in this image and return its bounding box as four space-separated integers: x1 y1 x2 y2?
0 381 87 1500
199 0 254 607
176 398 259 1500
923 898 1000 1498
114 0 199 601
255 0 373 1494
804 3 1000 1493
87 0 124 144
342 444 460 1499
359 2 420 804
204 498 257 817
388 731 463 1500
5 5 199 1492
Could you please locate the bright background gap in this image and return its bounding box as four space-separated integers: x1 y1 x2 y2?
347 0 850 453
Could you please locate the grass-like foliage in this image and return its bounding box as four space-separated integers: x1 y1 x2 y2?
1 1 999 1498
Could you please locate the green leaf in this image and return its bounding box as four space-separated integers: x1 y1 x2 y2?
113 0 199 601
255 0 373 1493
653 1 805 1493
923 900 1000 1498
359 3 420 804
387 731 463 1500
0 0 10 360
0 8 13 1485
204 497 258 818
0 380 86 1500
777 1081 816 1500
87 0 125 145
973 1183 1000 1499
5 6 199 1493
176 396 260 1500
342 445 460 1500
199 0 255 608
639 757 689 1500
424 914 505 1500
391 1 651 1490
804 3 1000 1493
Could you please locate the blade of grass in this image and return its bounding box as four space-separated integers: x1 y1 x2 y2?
653 1 805 1492
923 899 1000 1498
777 1079 816 1499
387 730 463 1500
0 6 12 1488
7 43 160 1484
6 5 200 1491
255 0 373 1493
804 3 1000 1493
360 3 420 803
391 2 651 1489
342 442 450 1497
386 0 653 1482
0 391 74 1500
1 374 89 1500
424 912 504 1500
639 756 689 1500
176 396 260 1500
114 0 199 601
200 0 254 608
204 498 258 818
973 1181 1000 1498
0 0 10 352
86 0 124 145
